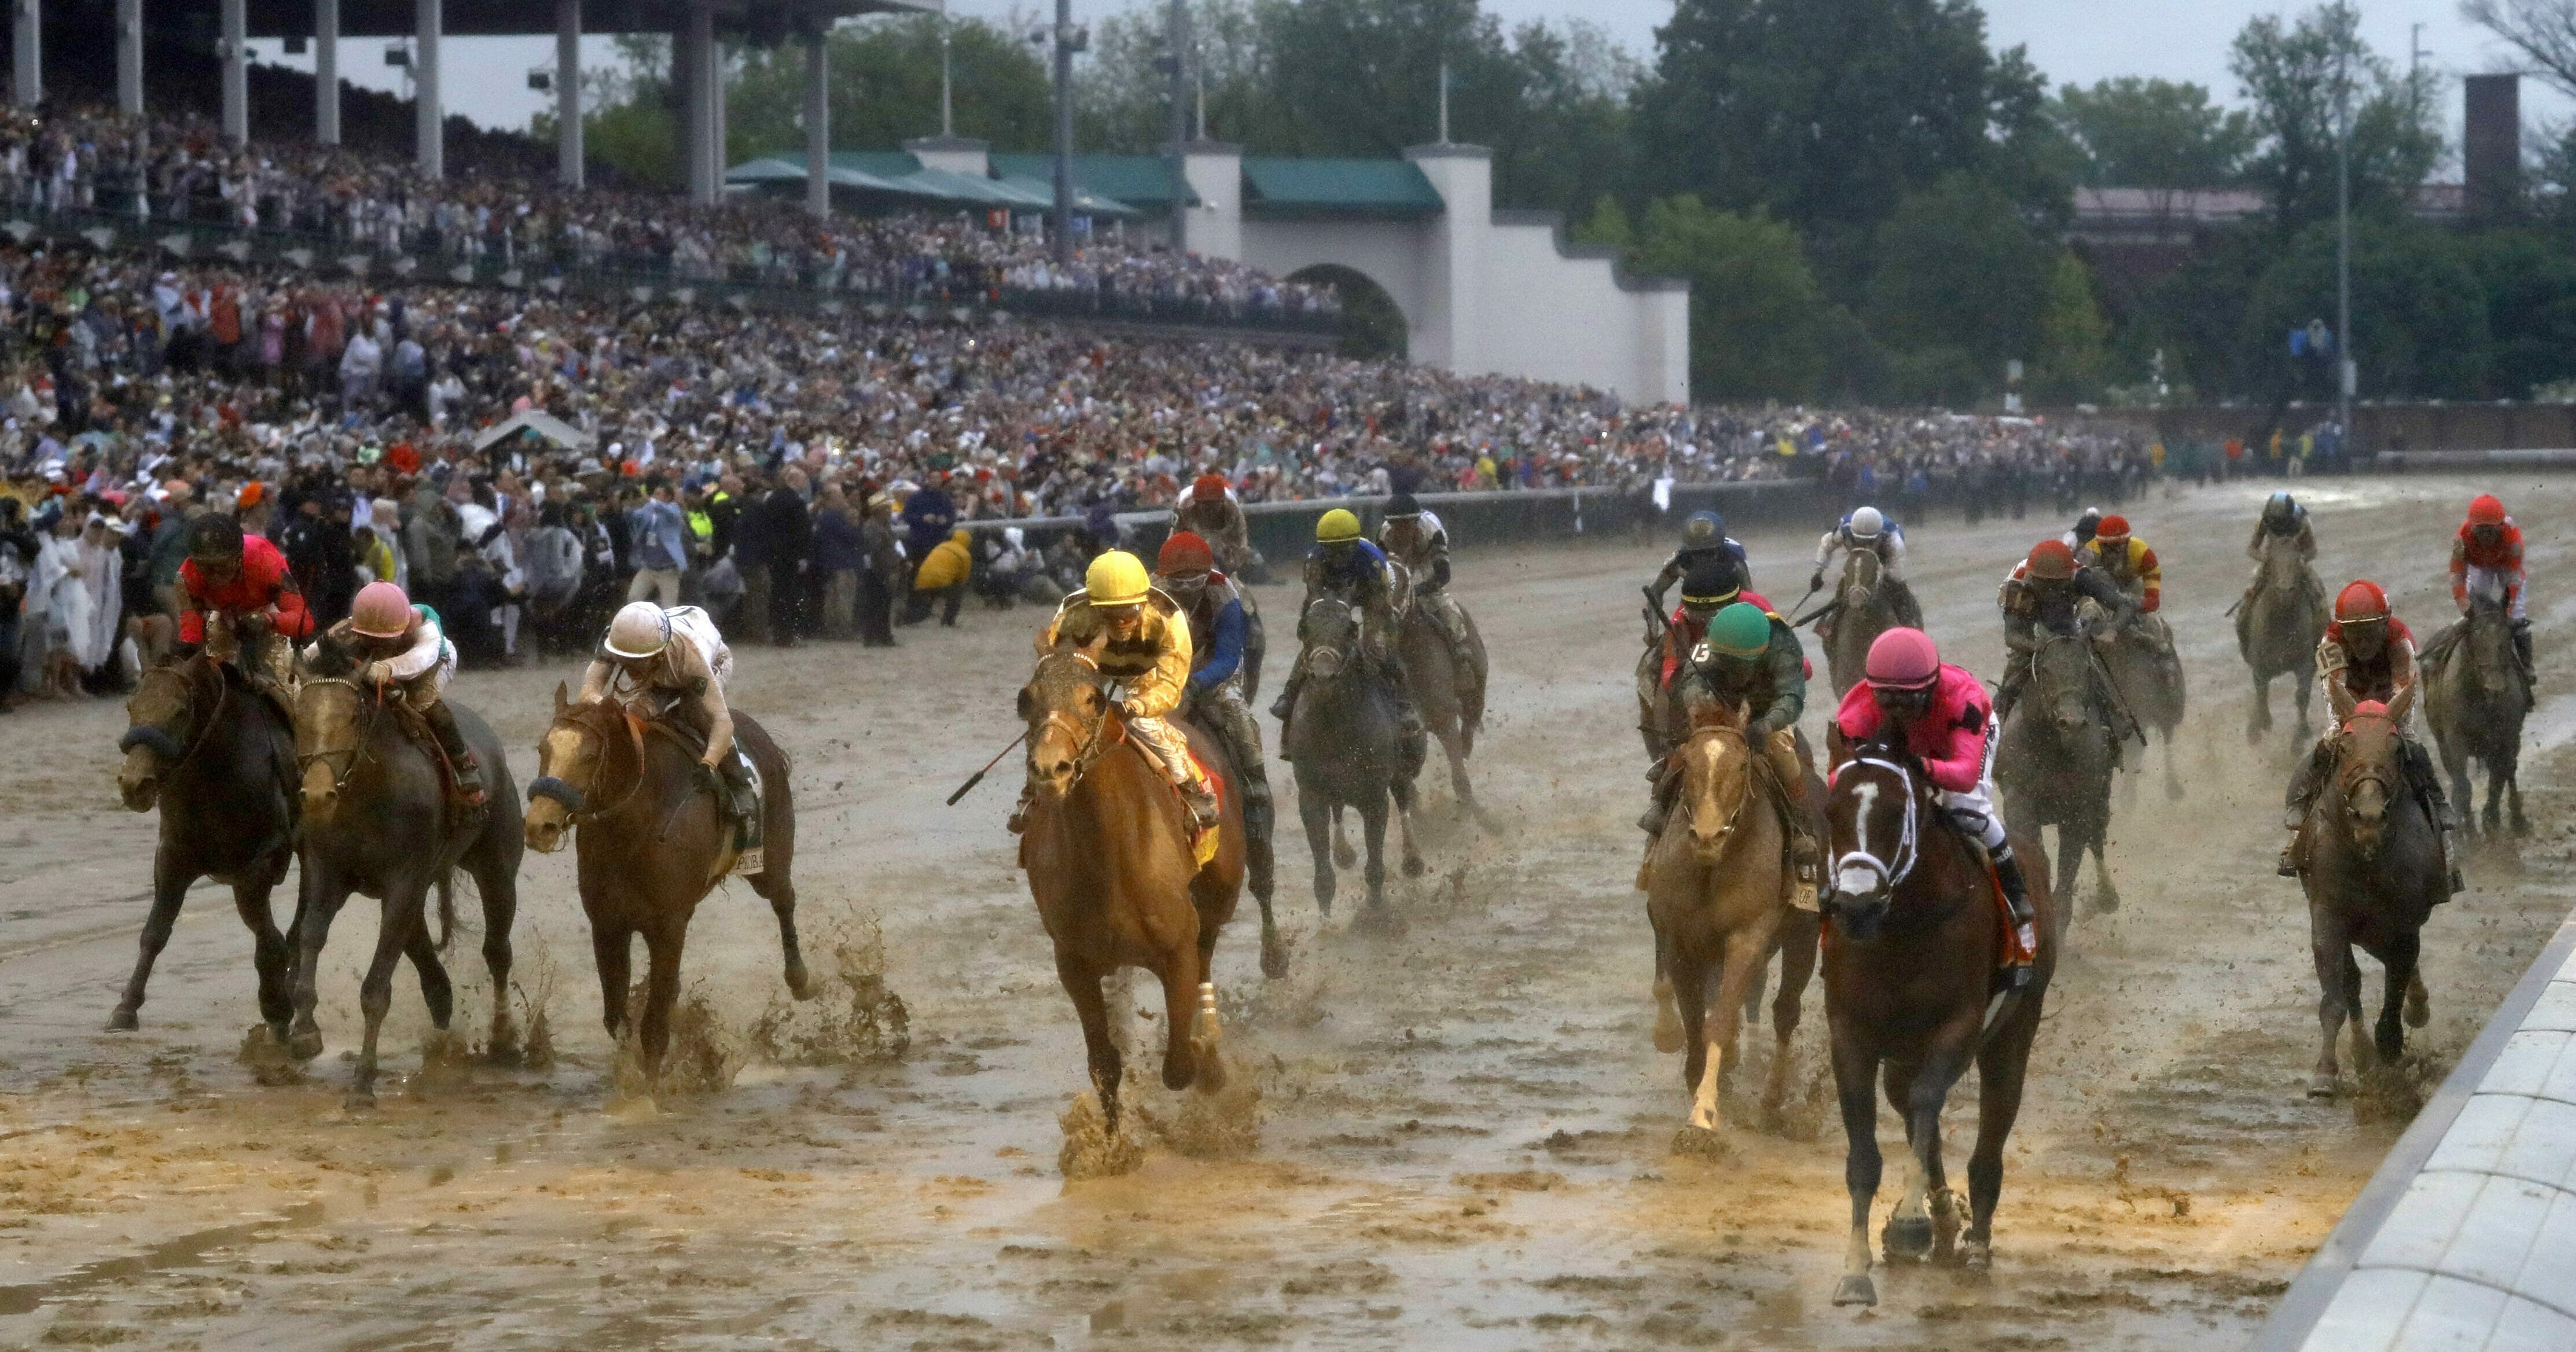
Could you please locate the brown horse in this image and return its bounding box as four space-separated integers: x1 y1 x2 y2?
2240 533 2327 743
1643 705 1813 1134
1820 730 2057 1306
2296 708 2439 1098
1018 648 1245 1132
1822 548 1902 697
523 687 813 1087
2423 586 2531 838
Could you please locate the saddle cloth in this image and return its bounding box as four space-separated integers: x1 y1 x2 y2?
1114 717 1223 869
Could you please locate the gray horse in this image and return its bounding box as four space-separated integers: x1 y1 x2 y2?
1997 631 2120 919
1285 597 1424 930
2295 709 2437 1098
1821 548 1904 698
2239 534 2327 743
1399 589 1488 819
2424 585 2531 837
288 637 524 1106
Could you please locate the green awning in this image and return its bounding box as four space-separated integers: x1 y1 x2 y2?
990 153 1200 212
1242 157 1444 218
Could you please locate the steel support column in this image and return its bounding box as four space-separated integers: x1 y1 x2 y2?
315 0 339 144
555 0 582 188
414 0 442 178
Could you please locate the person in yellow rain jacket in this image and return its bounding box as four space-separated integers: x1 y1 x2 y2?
905 527 975 627
1012 550 1220 831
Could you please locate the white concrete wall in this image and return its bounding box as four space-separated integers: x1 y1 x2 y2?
1179 143 1243 264
1482 212 1691 405
1238 218 1432 339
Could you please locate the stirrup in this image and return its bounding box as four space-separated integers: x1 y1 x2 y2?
2276 846 2302 879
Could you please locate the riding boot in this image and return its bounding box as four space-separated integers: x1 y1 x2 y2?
1178 772 1221 830
719 752 759 824
1992 852 2037 991
1993 663 2027 725
1637 755 1675 835
1008 785 1034 835
2279 742 2328 877
421 700 486 807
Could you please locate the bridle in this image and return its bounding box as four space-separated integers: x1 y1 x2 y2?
295 674 390 799
120 659 227 773
1030 653 1118 795
2336 720 2404 810
529 702 651 823
1830 753 1923 894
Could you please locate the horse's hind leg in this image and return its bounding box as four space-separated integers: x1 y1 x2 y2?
748 870 813 1000
2248 671 2271 743
1763 912 1821 1131
1299 792 1337 917
470 853 519 1063
109 853 197 1032
1055 951 1125 1131
2088 824 2119 914
1962 1009 2040 1265
1392 778 1425 879
233 877 296 1042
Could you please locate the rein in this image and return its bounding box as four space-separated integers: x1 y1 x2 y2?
120 660 229 772
295 675 390 799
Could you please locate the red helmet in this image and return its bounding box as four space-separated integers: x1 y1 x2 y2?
1864 627 1942 691
2026 539 2077 581
2095 514 2130 542
1156 530 1215 575
2334 580 2390 623
1191 473 1230 501
2468 494 2507 526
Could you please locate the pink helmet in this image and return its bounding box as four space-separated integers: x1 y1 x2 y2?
350 581 413 640
1864 627 1942 691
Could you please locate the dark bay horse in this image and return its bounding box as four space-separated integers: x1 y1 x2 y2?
1821 733 2057 1306
1018 648 1244 1133
1997 631 2119 915
1286 598 1424 928
1399 590 1489 817
1643 707 1811 1134
2424 587 2530 838
289 638 522 1105
109 657 299 1037
2297 707 2439 1098
523 686 813 1087
2240 534 2327 743
2093 611 2186 803
1822 549 1902 697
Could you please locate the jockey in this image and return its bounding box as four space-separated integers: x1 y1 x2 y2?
2450 494 2531 681
1272 508 1423 754
1379 490 1477 675
1645 509 1750 616
326 580 481 804
1996 538 2140 747
1034 550 1219 828
2081 515 2161 617
2062 506 2104 553
2251 491 2315 560
1833 627 2036 988
176 513 313 688
1642 556 1748 759
579 600 756 821
1809 505 1923 631
1173 472 1255 576
1153 531 1269 839
2280 581 2459 892
1651 602 1820 892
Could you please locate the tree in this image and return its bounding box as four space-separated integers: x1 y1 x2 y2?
1634 0 2055 286
1625 197 1831 402
1863 172 2052 404
726 17 1054 161
2237 219 2492 399
2463 0 2576 100
2460 229 2576 399
2228 3 2441 238
2030 252 2112 403
2053 78 2253 190
1081 0 1273 152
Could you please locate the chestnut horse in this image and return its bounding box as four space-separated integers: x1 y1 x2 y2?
1018 648 1245 1132
523 686 813 1086
1820 730 2057 1307
1642 703 1813 1134
2296 707 2439 1098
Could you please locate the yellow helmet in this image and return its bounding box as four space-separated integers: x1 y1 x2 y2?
1317 508 1362 543
1084 550 1152 607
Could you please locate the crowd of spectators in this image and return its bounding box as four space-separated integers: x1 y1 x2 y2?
1 105 1338 324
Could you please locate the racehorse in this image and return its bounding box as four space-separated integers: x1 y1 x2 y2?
288 637 523 1105
523 686 814 1086
1017 646 1244 1133
2092 608 2187 803
2240 534 2327 743
2295 706 2438 1098
1996 631 2120 915
1399 586 1489 818
1285 597 1425 929
1822 548 1902 698
109 657 299 1037
1642 702 1812 1134
2423 585 2531 838
1820 732 2057 1306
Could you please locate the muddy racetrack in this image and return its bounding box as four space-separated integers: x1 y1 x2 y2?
2 472 2570 1350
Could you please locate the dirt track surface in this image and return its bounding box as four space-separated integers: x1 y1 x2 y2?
3 472 2572 1350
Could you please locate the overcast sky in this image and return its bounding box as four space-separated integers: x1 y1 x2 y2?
252 0 2566 155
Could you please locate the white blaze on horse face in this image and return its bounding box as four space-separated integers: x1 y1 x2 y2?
1837 780 1884 893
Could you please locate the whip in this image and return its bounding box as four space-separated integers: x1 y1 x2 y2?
946 731 1029 806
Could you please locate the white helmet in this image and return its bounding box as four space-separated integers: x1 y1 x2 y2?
1849 506 1885 539
605 602 671 661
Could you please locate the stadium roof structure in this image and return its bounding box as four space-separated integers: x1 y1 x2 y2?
989 155 1202 214
1240 158 1445 219
727 152 1141 218
222 0 939 39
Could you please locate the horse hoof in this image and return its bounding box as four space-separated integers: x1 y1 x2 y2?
287 1030 325 1061
2093 889 2121 916
1259 935 1291 980
105 1006 139 1033
486 1040 525 1068
1652 1008 1685 1055
2306 1074 2338 1100
1333 844 1358 869
1831 1274 1878 1307
1190 1040 1227 1092
784 960 816 1002
342 1090 377 1112
1960 1239 1993 1271
1402 854 1426 879
1883 1214 1934 1262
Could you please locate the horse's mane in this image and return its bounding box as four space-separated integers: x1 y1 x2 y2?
299 633 359 679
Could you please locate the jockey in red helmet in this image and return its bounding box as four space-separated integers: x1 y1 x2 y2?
1833 628 2036 987
1994 538 2141 755
2278 580 2459 892
2450 494 2531 689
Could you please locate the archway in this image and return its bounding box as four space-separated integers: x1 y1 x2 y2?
1289 264 1408 361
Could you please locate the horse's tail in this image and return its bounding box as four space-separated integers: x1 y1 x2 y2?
436 872 457 952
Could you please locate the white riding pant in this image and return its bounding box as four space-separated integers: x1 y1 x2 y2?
1935 720 2011 856
1127 715 1195 785
2461 565 2529 620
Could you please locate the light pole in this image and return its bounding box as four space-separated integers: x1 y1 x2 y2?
2333 44 2355 449
1164 0 1188 252
1051 0 1076 266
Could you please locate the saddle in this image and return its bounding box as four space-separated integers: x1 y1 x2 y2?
385 704 486 817
626 701 767 876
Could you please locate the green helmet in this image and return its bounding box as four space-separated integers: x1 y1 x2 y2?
1704 602 1773 659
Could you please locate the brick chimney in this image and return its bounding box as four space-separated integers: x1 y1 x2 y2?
2465 74 2521 223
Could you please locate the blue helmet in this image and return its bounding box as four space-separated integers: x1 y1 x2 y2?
1683 510 1724 547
